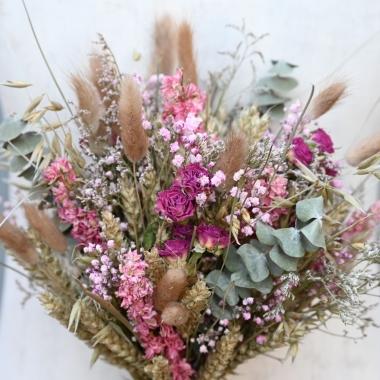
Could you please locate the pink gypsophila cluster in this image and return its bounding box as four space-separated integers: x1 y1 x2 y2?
117 250 194 380
44 158 102 245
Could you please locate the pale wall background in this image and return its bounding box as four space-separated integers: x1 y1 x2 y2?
1 0 380 379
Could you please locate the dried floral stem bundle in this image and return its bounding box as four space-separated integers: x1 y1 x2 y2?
1 18 380 380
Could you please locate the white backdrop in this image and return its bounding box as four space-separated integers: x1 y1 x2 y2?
1 0 380 379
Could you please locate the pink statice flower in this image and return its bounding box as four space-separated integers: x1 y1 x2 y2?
196 221 229 250
161 69 206 122
44 159 102 245
44 157 77 184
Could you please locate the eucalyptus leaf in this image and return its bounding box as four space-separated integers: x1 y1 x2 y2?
205 270 239 306
257 76 272 88
272 228 305 258
269 60 297 75
235 286 251 299
300 232 319 252
300 219 326 250
269 244 298 271
224 245 245 273
9 155 29 172
255 92 289 106
231 269 273 293
266 254 284 276
210 296 234 320
256 221 277 245
237 244 270 282
296 197 324 222
4 132 43 156
0 116 27 141
266 76 298 93
269 104 286 120
18 166 35 181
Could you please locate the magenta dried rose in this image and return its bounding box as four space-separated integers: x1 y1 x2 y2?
157 239 190 258
311 128 334 153
174 163 211 200
288 137 313 166
174 223 194 240
156 185 194 222
196 221 229 250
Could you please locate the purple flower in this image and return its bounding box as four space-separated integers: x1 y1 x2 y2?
156 185 194 222
288 137 313 166
157 239 190 258
173 224 194 240
196 221 229 250
175 163 211 200
311 128 334 153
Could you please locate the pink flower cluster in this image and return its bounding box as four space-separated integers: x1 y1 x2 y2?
156 163 212 222
341 201 380 242
161 69 206 122
44 158 102 245
117 250 193 380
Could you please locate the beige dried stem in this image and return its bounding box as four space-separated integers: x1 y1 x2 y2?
0 215 38 264
24 203 67 254
308 79 348 120
346 131 380 166
119 74 149 163
177 20 198 85
213 132 250 191
70 73 101 133
150 14 177 76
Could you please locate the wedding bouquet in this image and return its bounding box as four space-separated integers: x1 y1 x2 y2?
1 14 380 380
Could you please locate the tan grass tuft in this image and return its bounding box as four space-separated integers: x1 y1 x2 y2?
24 203 67 254
0 215 38 264
213 132 250 191
346 131 380 166
161 301 190 326
150 14 177 76
177 21 198 85
70 73 101 133
309 80 348 120
119 74 149 163
154 268 187 312
88 56 104 98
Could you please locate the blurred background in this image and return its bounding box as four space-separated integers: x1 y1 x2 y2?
1 0 380 379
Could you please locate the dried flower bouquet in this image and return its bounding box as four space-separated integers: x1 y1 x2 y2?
1 14 380 380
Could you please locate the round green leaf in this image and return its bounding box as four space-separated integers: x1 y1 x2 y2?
255 92 288 106
4 132 42 156
237 244 270 282
205 270 239 307
224 245 245 273
231 269 273 293
0 116 27 141
272 228 305 258
210 297 234 320
269 244 298 271
9 155 29 172
300 219 326 250
266 255 284 276
296 197 324 222
256 221 277 246
235 286 251 299
269 60 297 75
18 166 35 181
269 104 286 120
266 76 298 93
